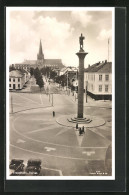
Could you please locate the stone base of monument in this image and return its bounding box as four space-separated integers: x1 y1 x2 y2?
56 114 105 128
68 117 92 124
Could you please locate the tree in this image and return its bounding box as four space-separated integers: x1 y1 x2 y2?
50 70 57 79
9 66 16 72
40 67 57 80
30 67 34 76
36 75 44 91
34 67 41 80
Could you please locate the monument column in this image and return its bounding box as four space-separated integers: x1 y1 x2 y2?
76 52 87 118
76 33 88 118
68 34 91 124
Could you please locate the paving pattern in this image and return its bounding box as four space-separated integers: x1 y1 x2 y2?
9 92 112 176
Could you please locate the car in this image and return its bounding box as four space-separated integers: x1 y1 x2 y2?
26 159 42 175
9 159 25 172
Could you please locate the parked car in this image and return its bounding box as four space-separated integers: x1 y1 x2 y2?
9 159 25 172
26 159 42 175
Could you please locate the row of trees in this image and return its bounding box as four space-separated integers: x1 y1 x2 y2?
32 67 44 91
40 67 57 80
30 67 77 91
30 67 57 80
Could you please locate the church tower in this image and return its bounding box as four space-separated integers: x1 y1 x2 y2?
37 40 44 67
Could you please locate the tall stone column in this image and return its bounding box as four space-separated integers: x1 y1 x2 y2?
76 51 88 118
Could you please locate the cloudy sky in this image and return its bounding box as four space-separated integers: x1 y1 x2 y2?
7 8 113 68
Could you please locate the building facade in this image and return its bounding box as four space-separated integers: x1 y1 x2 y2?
9 69 30 90
84 61 112 100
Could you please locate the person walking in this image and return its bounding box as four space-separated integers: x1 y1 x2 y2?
79 127 82 136
76 123 78 130
53 111 55 117
82 126 85 133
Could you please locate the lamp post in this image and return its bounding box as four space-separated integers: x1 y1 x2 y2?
67 72 68 91
61 81 62 90
52 93 53 106
11 95 13 113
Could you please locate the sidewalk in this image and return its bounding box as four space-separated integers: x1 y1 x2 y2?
66 90 112 108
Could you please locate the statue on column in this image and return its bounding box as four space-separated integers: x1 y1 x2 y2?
79 33 85 51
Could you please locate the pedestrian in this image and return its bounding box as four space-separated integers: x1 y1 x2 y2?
53 111 55 117
76 123 78 130
82 126 85 133
79 127 82 136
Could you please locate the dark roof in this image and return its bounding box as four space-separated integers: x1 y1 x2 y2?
19 69 29 74
85 62 112 73
44 59 62 65
22 60 37 64
9 70 24 78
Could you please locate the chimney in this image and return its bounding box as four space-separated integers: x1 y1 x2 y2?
105 60 107 63
88 64 90 68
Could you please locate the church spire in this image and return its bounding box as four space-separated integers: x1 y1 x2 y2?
37 39 44 60
39 39 43 56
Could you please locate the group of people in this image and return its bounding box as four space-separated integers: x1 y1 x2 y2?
52 112 85 136
76 123 85 136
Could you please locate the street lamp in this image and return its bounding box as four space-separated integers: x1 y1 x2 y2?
11 95 13 113
67 72 68 91
51 93 53 106
61 81 62 90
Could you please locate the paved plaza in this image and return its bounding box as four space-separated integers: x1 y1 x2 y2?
9 82 112 176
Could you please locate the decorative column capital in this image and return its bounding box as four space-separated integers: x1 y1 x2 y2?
76 52 88 60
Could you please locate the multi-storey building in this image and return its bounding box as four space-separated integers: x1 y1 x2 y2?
15 63 30 72
84 60 112 100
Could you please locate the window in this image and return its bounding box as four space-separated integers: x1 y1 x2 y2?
99 75 102 81
105 85 108 92
9 84 11 87
13 78 15 82
9 78 11 82
99 85 102 92
13 84 15 89
18 84 20 89
105 75 109 81
18 78 20 82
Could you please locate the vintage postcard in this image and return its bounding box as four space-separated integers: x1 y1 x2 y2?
6 7 115 180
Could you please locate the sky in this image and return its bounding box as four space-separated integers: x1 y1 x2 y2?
7 8 113 68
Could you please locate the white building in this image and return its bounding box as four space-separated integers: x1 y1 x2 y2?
59 67 78 76
84 61 112 100
9 69 30 90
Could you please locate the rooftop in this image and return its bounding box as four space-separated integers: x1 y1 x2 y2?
22 60 37 65
85 61 112 73
9 70 24 78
